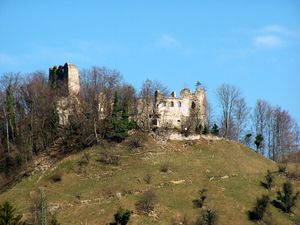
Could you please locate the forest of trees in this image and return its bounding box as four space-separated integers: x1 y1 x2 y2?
0 66 299 179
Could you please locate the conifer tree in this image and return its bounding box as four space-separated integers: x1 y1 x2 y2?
107 92 129 142
211 124 219 136
0 201 27 225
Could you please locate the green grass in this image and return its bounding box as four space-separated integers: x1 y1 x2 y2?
1 137 300 225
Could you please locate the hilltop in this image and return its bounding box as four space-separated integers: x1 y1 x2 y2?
0 134 300 225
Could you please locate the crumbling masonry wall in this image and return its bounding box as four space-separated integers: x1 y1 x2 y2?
152 88 207 130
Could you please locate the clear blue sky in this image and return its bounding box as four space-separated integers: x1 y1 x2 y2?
0 0 300 123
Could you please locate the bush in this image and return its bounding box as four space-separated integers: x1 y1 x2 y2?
202 125 209 135
0 201 29 225
3 156 15 173
15 154 24 167
49 213 60 225
273 182 299 213
50 170 63 182
211 124 219 136
193 189 208 208
98 151 120 166
113 208 132 225
135 190 157 215
143 173 152 184
160 163 170 173
127 136 143 149
261 170 274 189
248 195 269 221
195 209 218 225
278 164 288 174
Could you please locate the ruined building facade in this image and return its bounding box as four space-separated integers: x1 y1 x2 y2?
151 88 207 130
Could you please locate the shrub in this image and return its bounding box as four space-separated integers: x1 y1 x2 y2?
0 201 29 225
50 171 63 182
49 214 60 225
135 190 157 215
254 134 264 152
193 189 208 208
113 208 132 225
261 170 274 189
143 173 152 184
3 155 15 173
98 151 120 166
211 124 219 136
273 182 299 213
202 125 209 135
15 154 24 167
160 163 170 173
278 164 288 174
127 136 143 149
195 209 218 225
248 195 269 221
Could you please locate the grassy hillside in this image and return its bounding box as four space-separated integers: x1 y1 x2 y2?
0 135 299 225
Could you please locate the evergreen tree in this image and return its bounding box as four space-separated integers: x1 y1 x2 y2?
248 195 269 221
49 214 60 225
196 209 218 225
107 92 129 142
254 134 264 153
0 201 27 225
276 182 299 213
202 125 209 135
211 124 219 136
265 170 274 189
113 208 132 225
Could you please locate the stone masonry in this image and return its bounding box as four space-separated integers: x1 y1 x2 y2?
151 87 207 130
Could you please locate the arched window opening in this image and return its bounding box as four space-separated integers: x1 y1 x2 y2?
191 101 196 109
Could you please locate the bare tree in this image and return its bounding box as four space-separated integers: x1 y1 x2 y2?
80 67 123 140
20 71 58 156
216 84 241 139
0 73 21 155
252 100 270 155
233 97 250 142
139 79 168 131
252 101 300 161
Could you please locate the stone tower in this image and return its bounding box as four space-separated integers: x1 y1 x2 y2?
49 63 80 96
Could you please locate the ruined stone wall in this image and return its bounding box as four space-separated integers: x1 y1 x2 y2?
49 63 80 96
66 64 80 96
153 87 207 130
49 63 80 125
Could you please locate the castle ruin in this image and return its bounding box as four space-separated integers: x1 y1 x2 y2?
151 87 207 130
49 63 207 130
49 63 80 125
49 63 80 96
